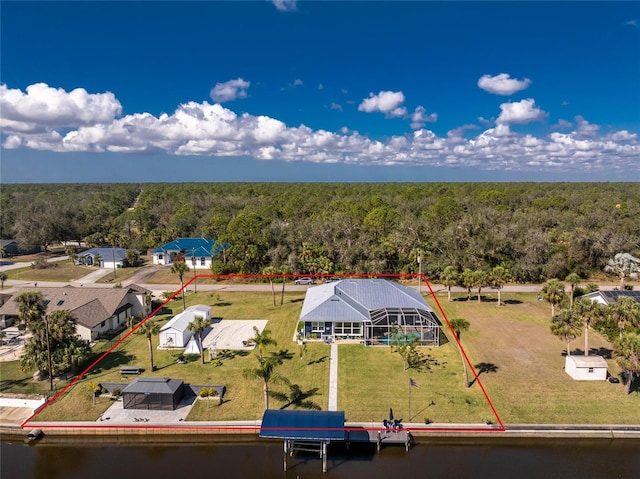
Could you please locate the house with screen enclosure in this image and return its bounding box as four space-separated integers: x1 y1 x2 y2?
297 278 440 346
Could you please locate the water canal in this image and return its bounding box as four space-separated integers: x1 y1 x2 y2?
1 436 639 479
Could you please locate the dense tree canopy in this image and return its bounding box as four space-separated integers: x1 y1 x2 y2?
2 182 639 282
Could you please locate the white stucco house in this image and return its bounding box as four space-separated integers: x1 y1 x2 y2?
564 355 608 381
158 304 211 348
75 247 130 269
151 238 228 270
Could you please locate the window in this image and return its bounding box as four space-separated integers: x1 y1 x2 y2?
334 322 362 336
158 254 163 260
311 322 324 333
100 321 106 327
588 368 594 373
200 257 205 266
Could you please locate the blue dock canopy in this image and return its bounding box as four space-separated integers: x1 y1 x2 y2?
260 410 345 441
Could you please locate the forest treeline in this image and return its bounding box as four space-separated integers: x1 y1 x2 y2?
1 182 639 282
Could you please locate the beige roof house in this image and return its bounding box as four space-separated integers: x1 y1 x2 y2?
0 285 151 341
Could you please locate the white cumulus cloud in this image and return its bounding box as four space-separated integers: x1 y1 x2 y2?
209 78 250 103
496 99 547 125
358 90 407 118
1 82 638 177
410 106 437 130
478 73 532 95
0 83 121 133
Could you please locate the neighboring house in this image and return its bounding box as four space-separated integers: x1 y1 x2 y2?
151 238 228 270
0 285 151 342
580 290 640 306
298 279 440 346
75 247 130 269
564 355 608 381
0 240 19 257
158 304 211 348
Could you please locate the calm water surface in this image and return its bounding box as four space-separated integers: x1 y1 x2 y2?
1 436 639 479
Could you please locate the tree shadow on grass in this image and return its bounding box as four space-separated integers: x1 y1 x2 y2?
270 383 321 410
85 351 135 375
271 349 294 361
216 349 249 360
307 355 328 365
470 362 499 387
572 347 613 359
410 352 444 372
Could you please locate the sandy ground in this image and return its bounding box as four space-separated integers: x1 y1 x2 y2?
0 406 33 425
202 319 268 351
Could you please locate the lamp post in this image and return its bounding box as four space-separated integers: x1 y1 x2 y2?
192 248 197 293
112 246 117 280
417 249 422 295
44 315 54 392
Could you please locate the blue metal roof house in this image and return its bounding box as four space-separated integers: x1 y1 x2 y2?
152 237 227 270
298 278 440 346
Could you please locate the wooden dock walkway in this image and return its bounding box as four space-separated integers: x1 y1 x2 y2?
346 427 411 451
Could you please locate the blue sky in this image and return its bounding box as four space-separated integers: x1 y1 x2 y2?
1 1 639 183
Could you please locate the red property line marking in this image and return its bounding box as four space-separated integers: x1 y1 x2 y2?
22 273 504 433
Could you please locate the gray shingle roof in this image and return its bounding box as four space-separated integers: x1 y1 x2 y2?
122 377 184 395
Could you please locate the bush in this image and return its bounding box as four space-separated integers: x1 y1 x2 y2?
199 388 210 398
424 417 432 424
111 388 121 397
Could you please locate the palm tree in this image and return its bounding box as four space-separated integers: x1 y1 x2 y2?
0 271 7 289
449 317 471 388
188 315 210 364
86 380 101 406
243 355 283 410
490 265 512 306
460 269 475 301
550 309 583 357
614 332 640 394
565 273 581 310
262 265 278 306
440 266 458 302
137 321 160 371
573 298 605 356
17 291 52 389
472 270 488 303
608 296 640 340
171 261 190 310
245 326 277 361
541 279 566 318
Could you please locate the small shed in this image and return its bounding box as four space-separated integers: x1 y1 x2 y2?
122 377 185 410
564 355 608 381
159 304 211 348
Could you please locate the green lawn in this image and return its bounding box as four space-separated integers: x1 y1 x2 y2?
4 261 94 283
4 289 639 425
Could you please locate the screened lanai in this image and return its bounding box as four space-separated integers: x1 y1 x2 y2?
367 307 440 346
298 279 441 346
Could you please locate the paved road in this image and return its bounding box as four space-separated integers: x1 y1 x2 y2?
0 259 626 295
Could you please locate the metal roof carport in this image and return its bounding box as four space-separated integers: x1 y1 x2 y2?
260 409 345 472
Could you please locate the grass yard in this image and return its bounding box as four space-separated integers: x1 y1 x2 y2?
5 288 639 425
430 291 640 425
4 261 94 283
338 341 495 424
34 290 332 422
